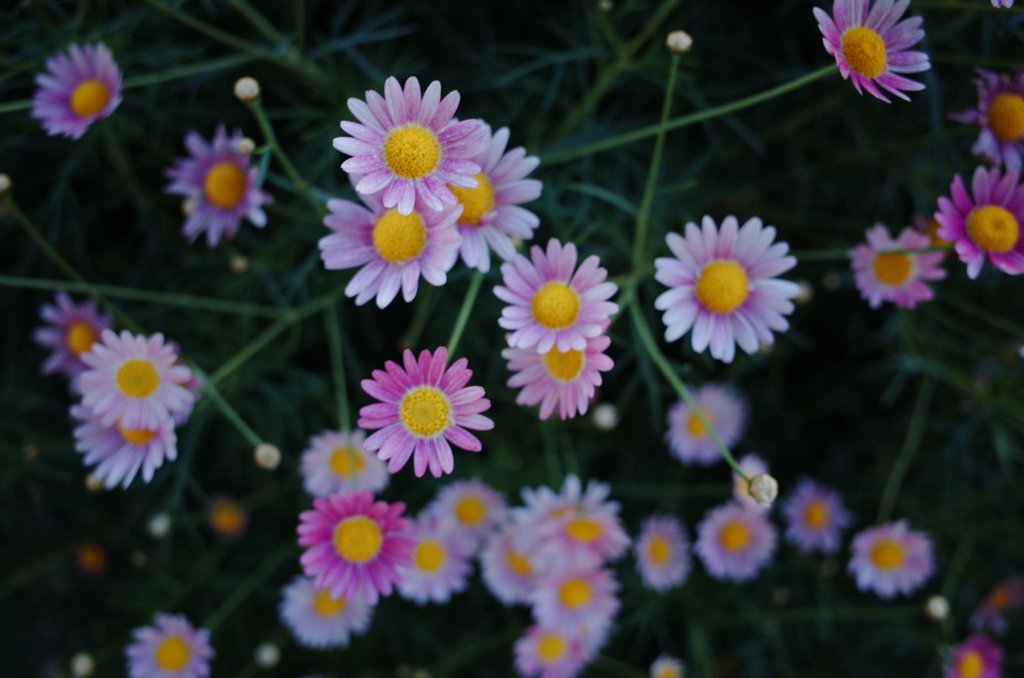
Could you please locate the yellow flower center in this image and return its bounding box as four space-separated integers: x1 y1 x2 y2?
685 409 713 437
69 79 110 118
531 282 580 330
558 578 592 608
449 173 495 224
957 650 985 678
333 515 383 563
506 548 533 575
455 496 487 525
210 502 245 536
414 539 446 572
543 347 584 381
869 539 905 570
967 205 1020 253
115 359 160 398
803 499 830 530
872 253 912 286
694 261 749 314
117 419 157 446
399 386 451 437
841 26 887 79
719 521 750 551
655 667 681 678
203 162 247 210
648 535 671 564
66 321 98 357
372 209 427 264
922 218 952 248
565 517 602 542
329 447 364 477
312 588 346 616
537 633 566 663
988 93 1024 143
382 123 442 179
989 586 1012 611
154 636 190 672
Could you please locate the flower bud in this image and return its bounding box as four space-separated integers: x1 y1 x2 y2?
182 196 198 216
925 594 949 622
70 652 95 678
254 442 281 470
230 255 248 273
748 473 778 508
0 173 11 196
666 30 693 54
84 473 105 492
592 403 619 431
794 279 814 305
254 642 280 668
147 512 171 539
598 0 613 10
234 77 260 103
236 137 256 155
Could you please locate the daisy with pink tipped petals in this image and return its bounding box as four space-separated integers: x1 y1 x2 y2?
952 69 1024 171
732 453 770 512
357 347 493 478
33 291 112 382
279 574 372 649
32 43 122 140
481 525 537 605
635 514 691 592
935 166 1024 279
71 404 177 489
970 577 1023 635
397 515 474 604
299 429 390 498
654 216 799 364
125 613 213 678
848 519 933 599
532 567 620 643
849 224 947 308
426 478 507 549
514 625 587 678
782 478 853 554
945 635 1002 678
813 0 930 103
665 383 746 466
297 489 413 605
695 502 777 582
334 76 486 215
496 239 618 354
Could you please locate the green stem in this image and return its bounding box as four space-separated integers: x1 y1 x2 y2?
191 364 264 447
201 543 297 631
222 0 286 45
324 303 353 447
445 270 485 358
248 98 322 213
877 377 935 524
142 0 271 55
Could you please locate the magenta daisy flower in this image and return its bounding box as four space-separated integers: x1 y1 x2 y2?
952 69 1024 171
945 635 1003 678
79 330 195 431
496 239 618 354
650 656 685 678
848 520 934 599
970 577 1024 635
664 383 746 466
71 404 177 489
165 125 272 247
333 76 487 216
481 524 538 605
935 166 1024 278
654 216 800 363
531 567 620 644
426 478 508 550
634 514 691 592
452 124 542 272
319 189 462 309
125 613 213 678
396 515 474 604
813 0 929 103
33 291 112 381
357 347 494 478
849 224 947 308
781 478 853 555
299 429 390 498
278 575 372 649
297 490 414 605
732 453 770 512
503 328 614 421
32 43 122 140
513 625 588 678
695 502 777 582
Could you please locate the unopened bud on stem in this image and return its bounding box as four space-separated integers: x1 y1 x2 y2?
749 473 778 508
254 442 281 470
666 30 693 54
234 77 260 103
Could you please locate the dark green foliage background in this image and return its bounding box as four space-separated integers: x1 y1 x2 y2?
2 0 1023 676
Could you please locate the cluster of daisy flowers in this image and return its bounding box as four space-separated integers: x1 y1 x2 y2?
940 576 1024 678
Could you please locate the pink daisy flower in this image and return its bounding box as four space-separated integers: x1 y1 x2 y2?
452 124 542 272
357 347 494 478
496 239 618 354
297 490 414 605
650 656 685 678
79 330 195 431
848 224 947 309
935 166 1024 279
664 383 747 466
32 43 122 140
299 429 390 498
319 188 462 309
32 291 112 382
71 404 177 489
513 625 588 678
654 216 800 363
847 520 934 599
396 514 474 604
481 524 538 605
426 478 507 550
278 575 372 649
951 69 1024 172
732 453 770 512
781 478 853 555
125 613 213 678
165 125 273 247
970 577 1024 635
531 567 620 650
945 635 1003 678
695 502 778 582
812 0 930 103
634 514 691 592
333 75 486 216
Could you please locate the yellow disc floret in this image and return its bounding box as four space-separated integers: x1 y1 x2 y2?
455 496 487 525
531 282 580 329
872 253 912 286
565 517 602 542
118 420 157 446
988 93 1024 143
648 535 671 564
330 447 365 477
414 539 446 572
210 501 245 536
372 209 427 264
558 578 592 608
869 539 905 570
507 548 533 575
66 322 98 357
841 26 887 79
382 124 442 179
203 162 247 210
312 589 346 616
803 500 830 530
543 347 584 382
957 651 984 678
333 515 383 563
399 386 451 437
694 261 749 314
967 205 1020 253
154 636 191 672
115 359 160 398
685 409 713 437
719 521 750 551
989 585 1012 611
69 79 111 118
449 173 495 224
537 633 566 663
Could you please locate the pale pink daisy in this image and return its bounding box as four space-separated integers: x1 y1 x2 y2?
848 520 934 599
952 69 1024 171
970 577 1024 635
396 514 474 604
634 514 691 592
531 567 620 643
357 347 494 478
278 575 372 649
496 239 618 354
333 76 486 215
935 166 1024 279
813 0 930 103
125 613 213 678
993 0 1014 6
650 656 685 678
848 224 947 308
451 124 542 272
426 478 508 550
297 490 414 605
32 291 112 381
71 404 177 489
695 502 777 582
732 453 770 512
654 216 800 363
945 635 1003 678
32 43 122 139
513 625 588 678
781 478 853 555
480 524 538 605
664 383 746 466
79 330 194 431
299 429 390 498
